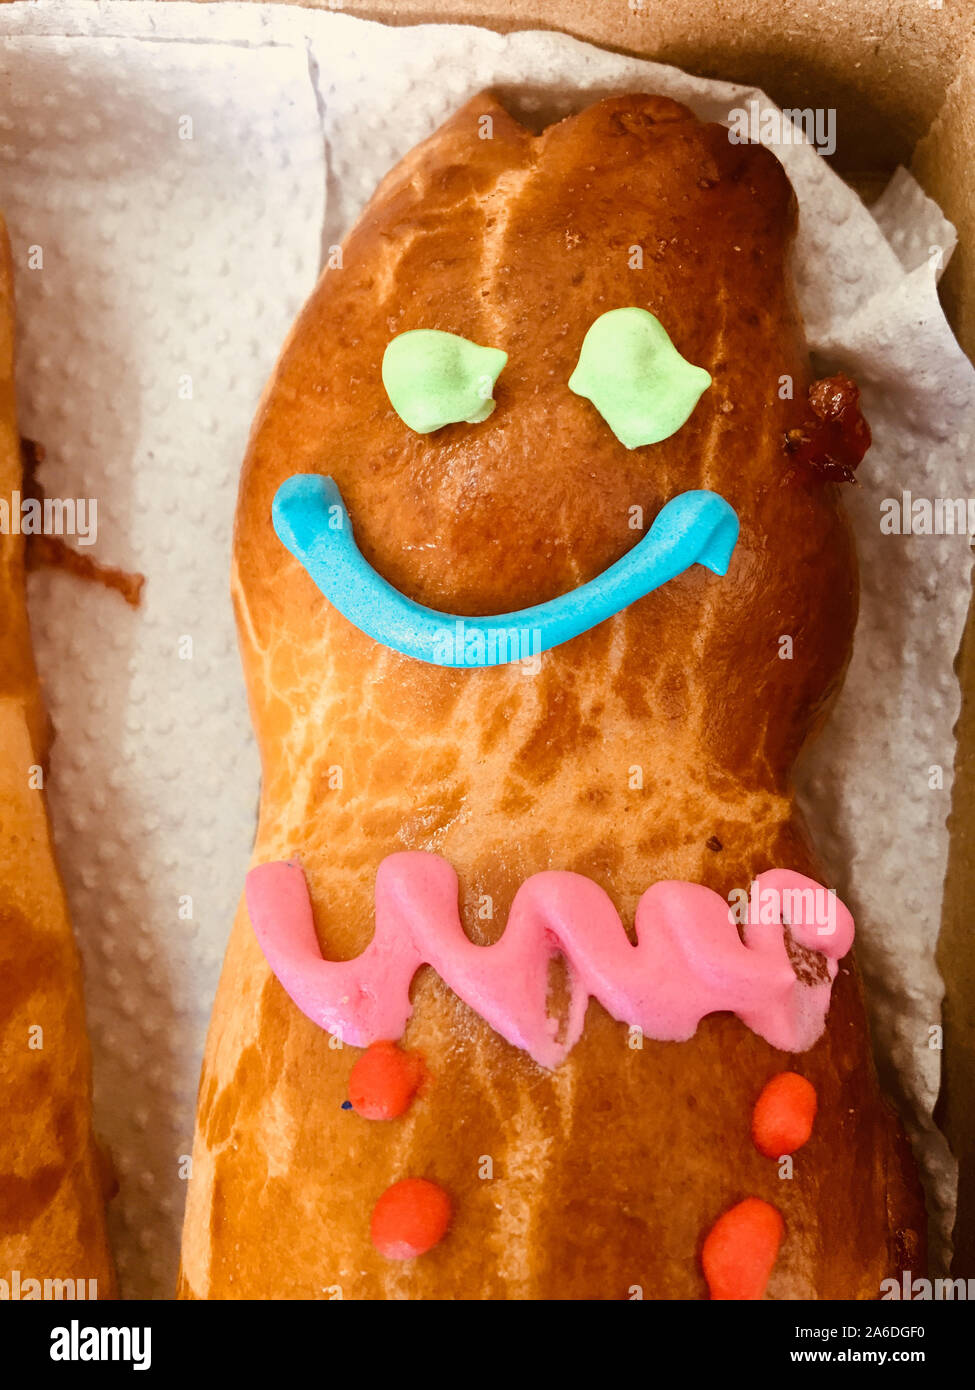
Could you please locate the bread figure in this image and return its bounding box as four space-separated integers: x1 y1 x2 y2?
180 94 923 1300
0 215 116 1299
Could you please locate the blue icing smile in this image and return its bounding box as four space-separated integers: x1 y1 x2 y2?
272 475 739 668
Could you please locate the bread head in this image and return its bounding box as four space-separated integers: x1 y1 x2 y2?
236 93 856 797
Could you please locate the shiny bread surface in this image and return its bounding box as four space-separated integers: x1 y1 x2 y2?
180 94 923 1300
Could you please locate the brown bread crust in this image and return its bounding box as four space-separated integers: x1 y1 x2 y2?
0 216 116 1298
180 93 924 1299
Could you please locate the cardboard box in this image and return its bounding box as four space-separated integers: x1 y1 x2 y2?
308 0 975 1275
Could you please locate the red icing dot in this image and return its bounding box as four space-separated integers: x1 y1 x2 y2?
702 1197 784 1300
371 1178 451 1260
752 1072 818 1158
348 1040 424 1120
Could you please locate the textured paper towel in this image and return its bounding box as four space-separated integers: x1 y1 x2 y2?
0 15 325 1298
1 1 970 1294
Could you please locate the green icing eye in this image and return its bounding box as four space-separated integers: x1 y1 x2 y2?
568 307 711 449
382 329 507 434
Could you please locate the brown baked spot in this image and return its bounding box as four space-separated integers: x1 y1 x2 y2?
514 682 597 784
0 904 68 1021
0 1166 64 1231
785 929 832 987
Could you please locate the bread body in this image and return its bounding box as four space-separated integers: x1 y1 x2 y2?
0 217 116 1297
180 94 923 1299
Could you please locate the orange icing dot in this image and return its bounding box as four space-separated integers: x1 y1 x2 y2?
702 1197 784 1300
370 1178 451 1260
348 1040 424 1120
752 1071 818 1158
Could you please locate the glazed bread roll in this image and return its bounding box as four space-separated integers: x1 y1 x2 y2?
0 216 116 1297
180 93 923 1299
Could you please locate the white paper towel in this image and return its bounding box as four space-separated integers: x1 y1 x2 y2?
0 1 969 1296
0 10 325 1298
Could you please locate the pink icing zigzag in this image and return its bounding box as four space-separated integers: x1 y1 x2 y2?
246 853 854 1069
